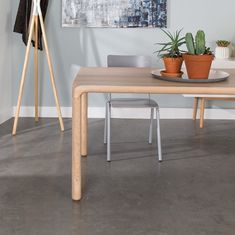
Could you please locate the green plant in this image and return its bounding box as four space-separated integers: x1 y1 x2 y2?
185 30 212 55
155 29 186 58
216 40 230 47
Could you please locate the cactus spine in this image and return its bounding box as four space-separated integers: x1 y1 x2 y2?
195 30 206 55
185 33 195 54
185 30 208 55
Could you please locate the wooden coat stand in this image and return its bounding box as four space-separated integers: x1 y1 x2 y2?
12 0 64 135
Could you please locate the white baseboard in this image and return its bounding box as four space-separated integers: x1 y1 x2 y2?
12 106 235 120
13 106 73 118
0 108 12 125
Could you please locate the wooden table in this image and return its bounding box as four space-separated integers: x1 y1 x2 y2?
72 67 235 201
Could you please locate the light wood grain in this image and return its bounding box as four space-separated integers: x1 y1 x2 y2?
72 97 82 200
34 16 39 122
193 97 199 120
72 67 235 201
73 68 235 96
13 8 64 135
194 96 235 128
81 93 88 156
200 98 206 128
12 16 36 136
204 97 235 101
39 13 64 132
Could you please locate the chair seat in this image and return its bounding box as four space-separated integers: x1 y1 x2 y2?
109 98 159 108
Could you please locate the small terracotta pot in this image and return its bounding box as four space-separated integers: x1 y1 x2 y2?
183 54 214 79
163 57 183 74
160 70 183 78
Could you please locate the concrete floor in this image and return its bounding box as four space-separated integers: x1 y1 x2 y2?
0 118 235 235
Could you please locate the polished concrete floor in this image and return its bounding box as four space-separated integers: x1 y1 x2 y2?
0 118 235 235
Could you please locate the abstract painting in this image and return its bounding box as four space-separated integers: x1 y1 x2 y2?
62 0 167 28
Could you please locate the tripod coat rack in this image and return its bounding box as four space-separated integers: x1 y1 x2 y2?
12 0 64 135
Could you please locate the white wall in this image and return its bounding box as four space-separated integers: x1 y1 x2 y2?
0 0 12 124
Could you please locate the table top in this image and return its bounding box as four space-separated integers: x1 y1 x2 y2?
73 67 235 97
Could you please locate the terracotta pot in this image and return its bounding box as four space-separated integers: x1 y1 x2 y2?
163 57 183 74
160 70 183 78
183 54 214 79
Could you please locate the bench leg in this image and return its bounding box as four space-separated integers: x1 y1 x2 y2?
200 98 206 128
193 97 199 120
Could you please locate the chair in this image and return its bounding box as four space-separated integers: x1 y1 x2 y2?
104 55 162 162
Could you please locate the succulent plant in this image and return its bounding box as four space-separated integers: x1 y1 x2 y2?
185 30 212 55
154 29 186 58
216 40 231 47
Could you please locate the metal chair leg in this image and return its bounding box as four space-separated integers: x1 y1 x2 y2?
107 102 111 162
156 108 162 162
148 108 154 144
104 102 108 144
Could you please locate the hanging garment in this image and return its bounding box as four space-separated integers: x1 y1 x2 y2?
13 0 49 50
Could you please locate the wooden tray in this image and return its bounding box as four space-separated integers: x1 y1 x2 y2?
151 69 230 83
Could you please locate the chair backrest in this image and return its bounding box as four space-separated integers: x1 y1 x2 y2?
107 55 151 100
107 55 151 68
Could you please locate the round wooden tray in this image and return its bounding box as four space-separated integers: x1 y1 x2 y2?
151 69 230 83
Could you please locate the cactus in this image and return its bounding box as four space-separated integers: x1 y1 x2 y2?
185 30 211 55
185 33 195 54
195 30 206 55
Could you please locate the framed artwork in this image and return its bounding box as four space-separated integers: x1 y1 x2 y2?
62 0 167 28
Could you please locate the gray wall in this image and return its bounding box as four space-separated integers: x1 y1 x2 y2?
11 0 235 109
0 0 12 124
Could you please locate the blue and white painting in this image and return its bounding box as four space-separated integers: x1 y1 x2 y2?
62 0 167 28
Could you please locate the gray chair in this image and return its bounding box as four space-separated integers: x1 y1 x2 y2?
104 55 162 162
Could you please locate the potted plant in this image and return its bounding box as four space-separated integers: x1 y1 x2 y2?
155 29 185 77
215 40 231 59
183 30 214 79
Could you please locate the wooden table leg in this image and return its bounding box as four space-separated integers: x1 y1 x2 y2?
72 95 82 201
81 93 88 157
